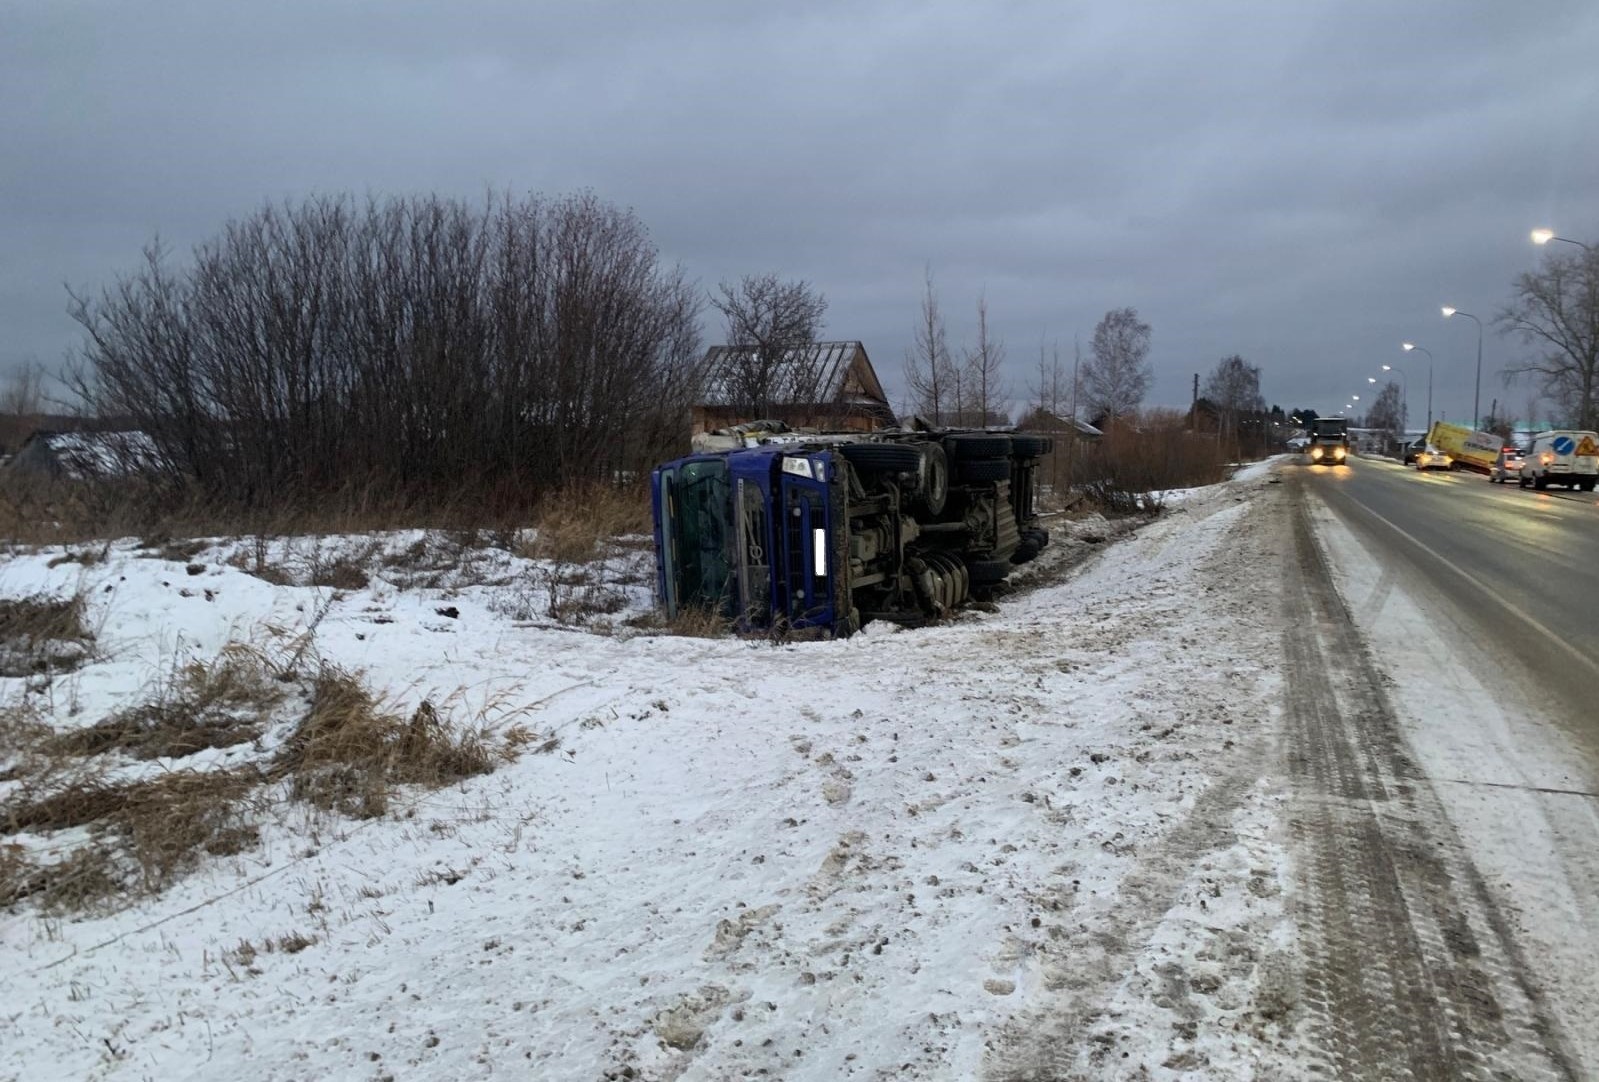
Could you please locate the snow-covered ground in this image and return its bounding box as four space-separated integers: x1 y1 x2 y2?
2 465 1306 1081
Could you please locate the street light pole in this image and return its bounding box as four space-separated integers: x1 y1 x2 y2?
1400 342 1433 428
1441 307 1482 429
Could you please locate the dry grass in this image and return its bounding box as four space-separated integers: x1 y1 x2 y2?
527 483 649 564
277 667 494 819
0 592 95 677
49 646 285 761
624 605 731 638
0 767 262 906
2 653 498 912
0 845 125 913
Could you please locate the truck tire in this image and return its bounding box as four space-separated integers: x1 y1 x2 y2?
1583 479 1597 492
967 557 1013 585
1535 474 1549 490
944 433 1012 461
956 457 1012 483
1009 434 1053 458
839 443 924 474
916 443 949 516
1519 474 1530 488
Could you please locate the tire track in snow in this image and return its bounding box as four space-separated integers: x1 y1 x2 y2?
1284 479 1579 1082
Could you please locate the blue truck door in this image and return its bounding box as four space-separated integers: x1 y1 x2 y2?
779 455 835 630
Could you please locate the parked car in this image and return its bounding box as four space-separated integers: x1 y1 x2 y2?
1414 445 1452 471
1519 430 1599 491
1489 447 1524 484
1402 439 1425 465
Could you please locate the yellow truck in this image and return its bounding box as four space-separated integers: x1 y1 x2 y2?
1424 421 1501 474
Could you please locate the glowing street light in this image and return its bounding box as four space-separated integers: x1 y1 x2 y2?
1367 377 1377 383
1442 307 1483 428
1531 228 1592 252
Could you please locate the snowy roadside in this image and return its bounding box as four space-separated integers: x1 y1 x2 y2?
2 463 1305 1081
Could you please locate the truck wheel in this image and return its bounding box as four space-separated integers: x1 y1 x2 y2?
838 442 924 474
1535 475 1549 490
1519 474 1529 488
916 443 949 516
956 457 1012 483
1583 480 1597 492
967 558 1013 585
944 433 1012 461
1009 434 1052 458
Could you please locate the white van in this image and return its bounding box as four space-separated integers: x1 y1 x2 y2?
1519 430 1599 491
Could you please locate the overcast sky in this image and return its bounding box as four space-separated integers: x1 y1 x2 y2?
4 1 1598 424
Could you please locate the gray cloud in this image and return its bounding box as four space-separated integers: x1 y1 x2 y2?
4 0 1597 423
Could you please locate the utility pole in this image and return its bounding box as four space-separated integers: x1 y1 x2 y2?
1191 373 1199 430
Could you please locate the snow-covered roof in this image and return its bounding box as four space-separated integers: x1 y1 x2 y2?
699 341 889 410
16 430 167 480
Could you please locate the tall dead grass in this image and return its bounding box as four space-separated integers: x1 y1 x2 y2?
526 483 650 564
49 645 285 760
0 591 95 677
1 653 497 912
278 667 494 819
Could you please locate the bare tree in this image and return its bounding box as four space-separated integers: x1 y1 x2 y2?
1202 354 1265 430
710 273 828 418
962 292 1007 426
1082 307 1152 424
1029 339 1064 419
903 266 951 424
1497 243 1599 430
68 191 702 511
1365 380 1405 441
0 361 45 417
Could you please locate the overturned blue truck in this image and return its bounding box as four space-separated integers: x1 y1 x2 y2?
651 425 1054 636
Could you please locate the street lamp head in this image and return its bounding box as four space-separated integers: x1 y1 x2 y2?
1368 377 1376 383
1402 342 1416 352
1441 306 1457 318
1352 395 1360 401
1382 364 1394 370
1531 228 1555 246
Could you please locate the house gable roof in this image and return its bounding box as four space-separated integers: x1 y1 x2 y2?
699 341 888 409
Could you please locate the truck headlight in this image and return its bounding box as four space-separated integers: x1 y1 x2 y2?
1310 447 1323 459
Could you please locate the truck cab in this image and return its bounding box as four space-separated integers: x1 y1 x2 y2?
1306 417 1350 466
652 430 1052 635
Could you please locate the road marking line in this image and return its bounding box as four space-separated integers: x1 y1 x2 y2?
1319 493 1599 685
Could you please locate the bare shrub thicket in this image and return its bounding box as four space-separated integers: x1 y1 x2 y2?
66 191 702 519
1055 409 1232 514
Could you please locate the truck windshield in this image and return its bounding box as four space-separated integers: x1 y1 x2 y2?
665 460 732 612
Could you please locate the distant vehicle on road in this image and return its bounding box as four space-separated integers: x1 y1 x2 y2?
1402 438 1424 466
1425 421 1499 474
1414 445 1453 471
1519 430 1599 491
1307 417 1349 466
1489 447 1524 484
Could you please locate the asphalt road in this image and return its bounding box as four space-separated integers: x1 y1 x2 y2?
1302 453 1599 760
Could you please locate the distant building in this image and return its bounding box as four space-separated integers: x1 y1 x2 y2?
693 340 894 436
1013 407 1103 443
7 430 167 481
